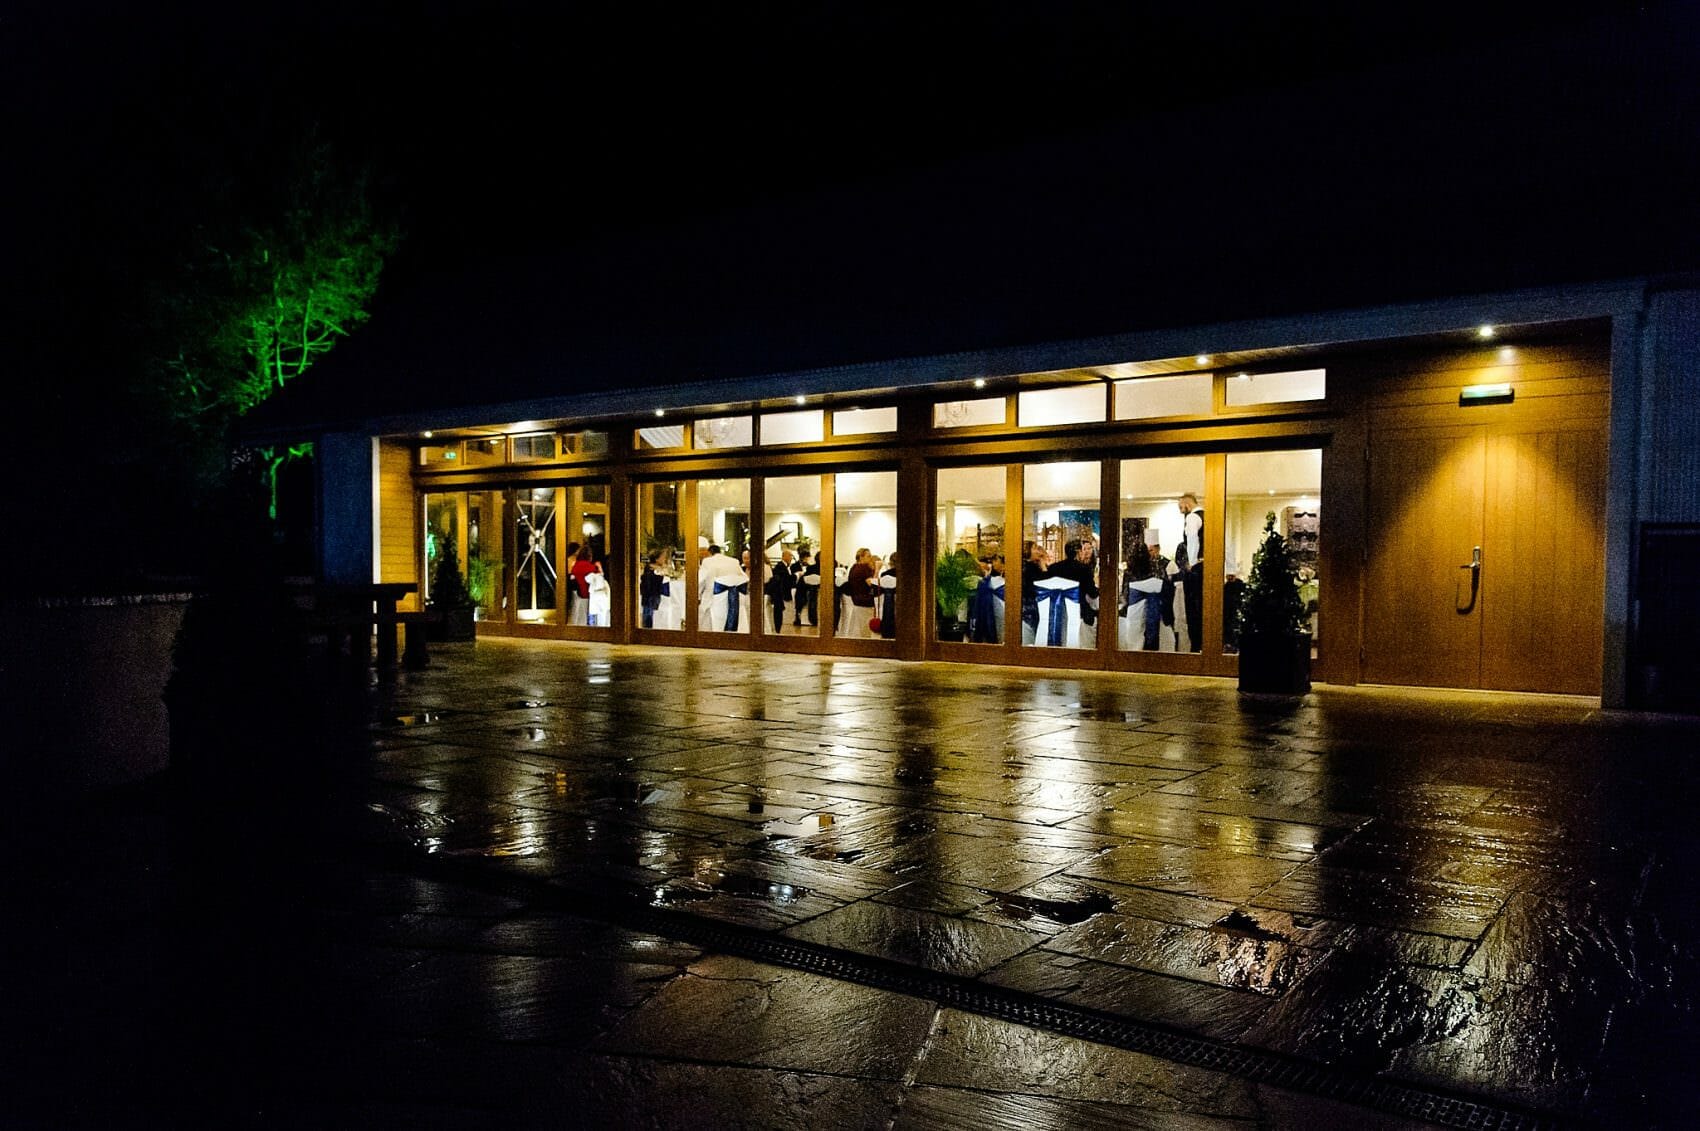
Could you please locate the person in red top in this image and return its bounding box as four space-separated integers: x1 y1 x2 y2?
844 547 878 638
568 541 600 625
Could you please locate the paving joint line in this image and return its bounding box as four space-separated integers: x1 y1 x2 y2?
371 841 1583 1131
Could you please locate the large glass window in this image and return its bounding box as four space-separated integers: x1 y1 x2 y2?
933 398 1005 429
637 481 684 630
760 411 824 446
1225 368 1326 407
697 479 752 633
832 407 897 436
693 416 754 450
1021 462 1101 650
835 471 897 640
1018 384 1106 427
762 476 823 637
515 486 561 624
563 484 612 629
935 466 1006 644
1224 450 1322 655
1116 456 1206 653
636 423 685 450
1115 374 1214 419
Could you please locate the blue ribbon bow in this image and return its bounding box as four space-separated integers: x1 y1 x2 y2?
713 580 748 631
1039 585 1081 647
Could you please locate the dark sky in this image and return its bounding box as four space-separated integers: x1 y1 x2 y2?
5 0 1696 410
7 3 1662 287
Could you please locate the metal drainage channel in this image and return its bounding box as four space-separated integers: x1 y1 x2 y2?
393 849 1570 1131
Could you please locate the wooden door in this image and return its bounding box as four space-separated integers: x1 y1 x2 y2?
1364 418 1607 694
1480 419 1607 693
1363 425 1487 689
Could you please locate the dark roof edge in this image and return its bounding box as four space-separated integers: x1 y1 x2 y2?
236 277 1652 446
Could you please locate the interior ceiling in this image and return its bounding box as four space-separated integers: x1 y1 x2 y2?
413 318 1597 441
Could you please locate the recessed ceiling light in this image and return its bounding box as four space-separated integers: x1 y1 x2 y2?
422 430 433 438
1477 325 1496 339
1196 354 1211 366
1237 372 1250 380
973 378 987 389
654 408 665 417
793 394 807 405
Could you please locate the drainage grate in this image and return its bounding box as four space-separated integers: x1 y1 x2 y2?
384 846 1572 1131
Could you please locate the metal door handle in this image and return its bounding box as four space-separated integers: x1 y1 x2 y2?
1456 546 1481 614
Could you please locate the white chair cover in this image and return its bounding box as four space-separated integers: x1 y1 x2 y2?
1033 576 1082 648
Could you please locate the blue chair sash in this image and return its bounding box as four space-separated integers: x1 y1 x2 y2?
1038 585 1081 647
714 580 748 631
971 576 1005 642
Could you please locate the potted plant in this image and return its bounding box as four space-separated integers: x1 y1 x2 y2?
427 537 477 641
1236 512 1312 694
934 550 979 642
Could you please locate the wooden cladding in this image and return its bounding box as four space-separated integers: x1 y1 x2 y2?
378 439 420 609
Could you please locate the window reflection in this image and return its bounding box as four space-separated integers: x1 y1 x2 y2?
1117 457 1206 652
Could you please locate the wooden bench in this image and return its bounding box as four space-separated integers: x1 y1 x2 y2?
288 580 423 671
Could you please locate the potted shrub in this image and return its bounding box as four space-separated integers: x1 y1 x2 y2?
1236 512 1312 694
934 550 979 642
427 537 477 641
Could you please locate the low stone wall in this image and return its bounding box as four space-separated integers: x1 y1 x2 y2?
1 593 194 793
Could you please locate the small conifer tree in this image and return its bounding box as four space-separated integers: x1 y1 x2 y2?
429 537 474 610
1237 512 1308 645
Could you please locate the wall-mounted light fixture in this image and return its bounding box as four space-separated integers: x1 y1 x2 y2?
1460 383 1514 406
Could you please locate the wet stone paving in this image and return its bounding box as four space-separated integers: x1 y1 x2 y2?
12 638 1700 1128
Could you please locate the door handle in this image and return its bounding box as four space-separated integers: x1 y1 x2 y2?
1456 546 1481 614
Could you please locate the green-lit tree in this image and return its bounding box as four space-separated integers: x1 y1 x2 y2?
149 137 400 517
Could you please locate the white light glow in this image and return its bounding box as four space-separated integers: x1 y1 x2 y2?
1196 354 1211 366
1478 325 1496 339
973 378 987 388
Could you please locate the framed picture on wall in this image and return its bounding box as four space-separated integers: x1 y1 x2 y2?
774 520 803 546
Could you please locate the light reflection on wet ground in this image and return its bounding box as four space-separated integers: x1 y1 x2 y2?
12 639 1699 1127
341 640 1700 1125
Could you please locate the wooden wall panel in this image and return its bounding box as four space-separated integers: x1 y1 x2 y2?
377 439 420 610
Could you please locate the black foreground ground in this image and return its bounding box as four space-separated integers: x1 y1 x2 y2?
9 639 1699 1129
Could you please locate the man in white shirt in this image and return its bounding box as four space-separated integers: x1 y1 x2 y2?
1177 492 1204 652
697 543 747 630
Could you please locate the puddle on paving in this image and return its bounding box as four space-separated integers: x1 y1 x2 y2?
652 872 812 906
894 765 936 784
505 699 550 709
989 888 1116 925
507 726 550 741
1210 907 1293 943
389 710 454 727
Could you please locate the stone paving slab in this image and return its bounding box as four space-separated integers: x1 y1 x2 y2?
324 639 1700 1126
12 638 1700 1127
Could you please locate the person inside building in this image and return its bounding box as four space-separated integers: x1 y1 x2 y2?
1045 538 1099 648
795 548 819 627
1121 539 1164 650
1020 540 1049 645
567 541 600 626
878 550 897 639
845 547 878 638
697 542 746 630
764 548 796 633
640 548 667 629
1175 492 1204 651
971 553 1006 643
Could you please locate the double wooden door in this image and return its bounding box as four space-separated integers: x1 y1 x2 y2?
1363 415 1607 694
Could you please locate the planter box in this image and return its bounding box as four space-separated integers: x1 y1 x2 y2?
429 606 476 642
1238 633 1312 695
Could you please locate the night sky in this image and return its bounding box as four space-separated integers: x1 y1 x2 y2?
6 2 1698 434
